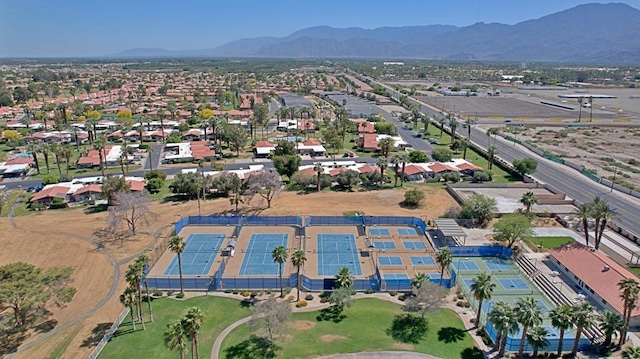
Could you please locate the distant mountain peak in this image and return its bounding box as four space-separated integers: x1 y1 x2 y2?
113 3 640 63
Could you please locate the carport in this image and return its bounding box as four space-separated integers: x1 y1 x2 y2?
433 218 468 246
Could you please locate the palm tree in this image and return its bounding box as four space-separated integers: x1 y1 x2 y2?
487 146 497 170
549 304 573 356
183 307 205 359
378 137 394 158
570 301 596 356
119 286 137 330
435 248 452 286
291 250 307 302
599 311 624 347
125 262 145 329
94 136 106 177
41 143 51 174
376 156 387 187
335 267 353 289
392 152 410 186
514 297 543 356
519 191 537 214
411 272 428 289
272 245 288 298
591 196 606 248
618 278 640 345
574 203 592 246
51 143 63 176
470 272 496 325
487 301 518 356
526 326 549 357
594 198 616 250
449 117 459 140
164 320 188 359
461 138 470 160
27 143 41 174
169 236 186 296
314 162 323 192
623 346 640 359
135 254 153 322
438 117 446 137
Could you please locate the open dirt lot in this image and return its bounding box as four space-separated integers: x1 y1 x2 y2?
2 185 456 359
502 125 640 190
417 95 573 119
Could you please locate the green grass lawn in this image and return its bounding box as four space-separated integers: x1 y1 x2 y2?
99 296 252 359
220 298 479 359
149 180 172 201
525 236 575 251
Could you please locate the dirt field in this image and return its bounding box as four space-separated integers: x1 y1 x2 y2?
1 185 456 359
501 125 640 189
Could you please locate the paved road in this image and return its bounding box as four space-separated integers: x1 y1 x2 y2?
372 104 434 153
357 71 640 240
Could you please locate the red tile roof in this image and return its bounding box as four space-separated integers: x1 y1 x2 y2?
297 167 317 177
30 186 69 202
403 164 427 176
253 141 276 148
549 242 640 317
357 121 376 133
362 133 379 150
428 163 458 173
73 184 102 197
6 157 34 165
457 163 483 171
357 165 379 174
126 180 146 192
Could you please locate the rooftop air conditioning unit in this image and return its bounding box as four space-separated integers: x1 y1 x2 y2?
604 265 610 271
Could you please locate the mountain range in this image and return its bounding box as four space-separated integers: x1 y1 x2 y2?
113 3 640 63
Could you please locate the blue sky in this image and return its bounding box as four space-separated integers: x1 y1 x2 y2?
1 0 639 57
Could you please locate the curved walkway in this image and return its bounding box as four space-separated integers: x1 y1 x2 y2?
5 196 171 358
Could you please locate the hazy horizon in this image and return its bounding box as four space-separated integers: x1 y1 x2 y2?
1 0 640 58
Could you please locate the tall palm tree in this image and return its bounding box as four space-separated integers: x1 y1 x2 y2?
169 236 186 296
594 199 616 250
27 143 41 174
461 138 470 160
183 307 205 359
515 297 543 356
94 136 106 177
135 254 153 322
335 267 353 289
41 143 51 174
487 146 498 170
526 326 549 357
119 286 137 330
164 320 188 359
487 301 518 356
574 203 592 246
591 196 606 247
599 311 624 347
272 245 288 298
51 143 63 176
623 346 640 359
438 117 446 137
125 262 145 330
435 248 452 286
449 117 459 140
411 272 428 289
519 191 537 214
618 278 640 345
314 162 324 192
392 152 410 186
376 156 387 187
570 301 596 356
549 304 573 356
470 272 496 325
291 250 307 302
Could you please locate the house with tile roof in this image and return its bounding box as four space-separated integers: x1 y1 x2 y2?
549 242 640 326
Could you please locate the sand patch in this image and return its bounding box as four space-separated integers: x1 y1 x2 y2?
289 320 316 330
394 342 415 350
320 334 347 342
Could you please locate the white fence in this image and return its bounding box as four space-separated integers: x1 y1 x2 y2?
87 308 129 359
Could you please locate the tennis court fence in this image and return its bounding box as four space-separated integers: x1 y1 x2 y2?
447 245 512 257
306 216 427 233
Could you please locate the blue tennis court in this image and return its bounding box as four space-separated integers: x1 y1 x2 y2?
410 256 435 266
369 228 391 236
537 300 551 313
164 234 225 276
483 258 513 271
317 234 362 276
398 228 419 236
239 234 288 275
374 241 396 249
428 273 441 280
453 260 480 271
383 273 409 280
498 278 530 290
403 241 427 250
378 256 403 266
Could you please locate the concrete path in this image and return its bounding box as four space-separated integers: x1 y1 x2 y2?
316 352 442 359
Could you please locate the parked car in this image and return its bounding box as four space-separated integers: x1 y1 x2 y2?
428 138 439 144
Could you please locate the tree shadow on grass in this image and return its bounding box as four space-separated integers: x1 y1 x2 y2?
33 319 57 333
81 322 113 347
83 203 108 214
386 314 428 344
460 347 484 359
223 335 280 359
437 326 466 343
239 299 256 308
316 305 346 323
